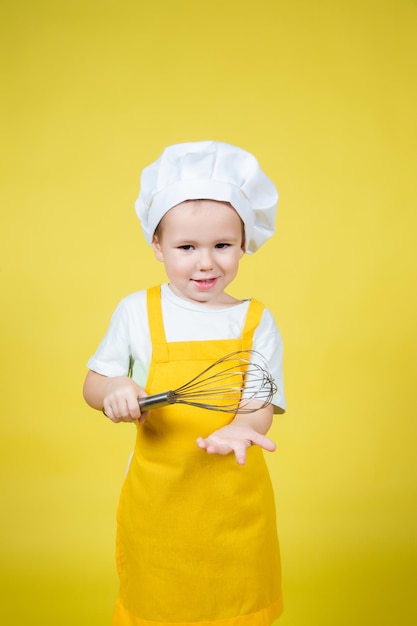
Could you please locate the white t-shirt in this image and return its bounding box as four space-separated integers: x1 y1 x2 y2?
87 283 286 412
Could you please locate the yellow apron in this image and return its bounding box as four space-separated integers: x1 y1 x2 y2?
113 286 282 626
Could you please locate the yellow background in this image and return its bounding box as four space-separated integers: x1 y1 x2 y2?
1 1 416 624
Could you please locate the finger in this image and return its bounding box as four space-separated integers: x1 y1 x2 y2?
138 409 149 424
125 397 141 421
201 440 220 454
111 399 128 421
234 447 247 465
115 396 144 422
102 405 121 423
206 443 225 455
196 438 226 455
249 432 276 452
105 400 136 423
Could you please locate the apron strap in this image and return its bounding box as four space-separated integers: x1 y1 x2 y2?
241 299 265 350
147 285 169 362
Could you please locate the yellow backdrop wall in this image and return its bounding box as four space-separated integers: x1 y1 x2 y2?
1 1 416 624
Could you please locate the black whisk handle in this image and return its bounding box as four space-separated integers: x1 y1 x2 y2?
138 391 177 411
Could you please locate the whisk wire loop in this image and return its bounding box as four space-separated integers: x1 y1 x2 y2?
137 350 277 414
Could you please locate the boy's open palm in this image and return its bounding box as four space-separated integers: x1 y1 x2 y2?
196 424 276 466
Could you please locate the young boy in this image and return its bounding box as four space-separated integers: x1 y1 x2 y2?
83 141 286 626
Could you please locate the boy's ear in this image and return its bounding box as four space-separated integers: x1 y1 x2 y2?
152 236 164 262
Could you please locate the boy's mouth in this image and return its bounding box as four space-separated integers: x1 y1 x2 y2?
192 278 218 290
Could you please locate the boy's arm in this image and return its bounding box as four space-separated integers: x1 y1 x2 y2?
83 370 146 423
196 402 275 466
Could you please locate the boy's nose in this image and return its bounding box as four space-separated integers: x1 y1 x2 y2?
197 250 213 270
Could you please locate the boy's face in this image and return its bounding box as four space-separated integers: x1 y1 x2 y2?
152 200 245 306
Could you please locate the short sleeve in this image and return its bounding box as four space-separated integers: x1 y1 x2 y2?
252 308 286 413
86 291 151 378
87 300 132 376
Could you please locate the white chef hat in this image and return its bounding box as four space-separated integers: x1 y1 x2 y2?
134 140 278 254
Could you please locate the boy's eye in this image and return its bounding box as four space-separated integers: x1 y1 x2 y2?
178 244 194 251
215 243 230 249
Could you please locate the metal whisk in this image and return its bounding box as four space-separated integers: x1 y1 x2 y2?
137 350 277 414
